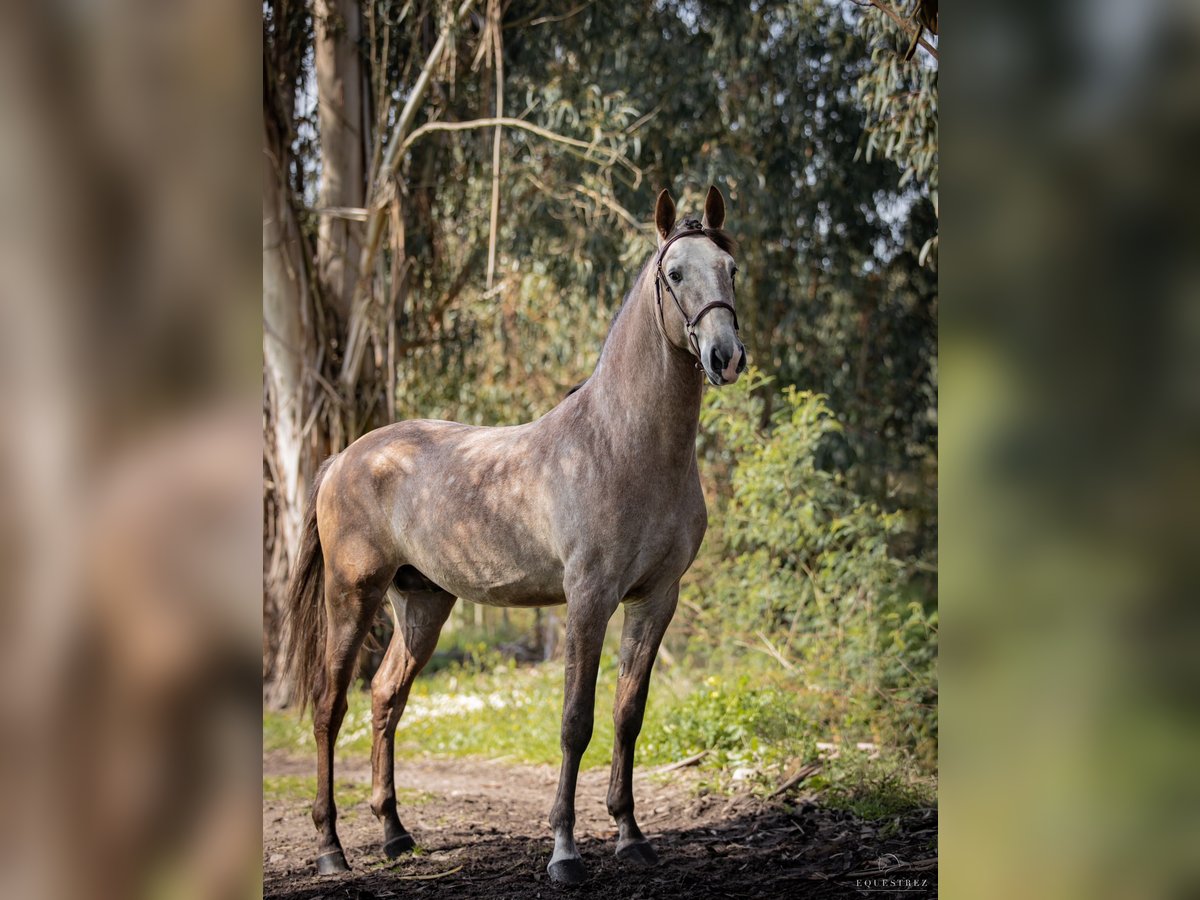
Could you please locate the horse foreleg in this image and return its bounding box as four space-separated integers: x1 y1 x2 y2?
547 589 613 884
311 565 391 874
369 589 455 857
607 583 678 866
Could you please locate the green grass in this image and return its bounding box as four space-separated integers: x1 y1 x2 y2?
264 653 935 818
262 774 434 807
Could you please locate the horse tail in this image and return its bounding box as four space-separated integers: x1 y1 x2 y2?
283 455 335 714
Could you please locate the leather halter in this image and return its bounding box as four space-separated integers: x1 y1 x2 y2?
653 220 740 366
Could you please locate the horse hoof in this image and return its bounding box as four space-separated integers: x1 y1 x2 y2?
383 833 416 858
547 857 588 884
616 839 659 867
315 849 350 874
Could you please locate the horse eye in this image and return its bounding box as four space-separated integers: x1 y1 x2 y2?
669 270 682 283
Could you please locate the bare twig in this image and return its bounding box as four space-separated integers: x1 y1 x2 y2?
506 0 595 29
732 632 797 672
570 182 651 237
756 630 797 672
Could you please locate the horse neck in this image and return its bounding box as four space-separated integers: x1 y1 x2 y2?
585 269 704 464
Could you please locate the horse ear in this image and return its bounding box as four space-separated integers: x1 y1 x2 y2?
702 185 725 230
654 189 676 244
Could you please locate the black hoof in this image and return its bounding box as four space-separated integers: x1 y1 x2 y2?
616 839 659 867
547 857 588 884
383 832 416 858
315 849 350 874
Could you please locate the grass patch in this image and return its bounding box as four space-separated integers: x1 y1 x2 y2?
262 774 433 808
807 752 935 820
264 706 313 753
263 654 935 816
263 775 369 807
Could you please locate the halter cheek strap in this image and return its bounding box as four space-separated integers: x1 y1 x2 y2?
654 222 740 365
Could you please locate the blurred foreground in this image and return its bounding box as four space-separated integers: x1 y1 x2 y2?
0 2 261 899
943 1 1200 897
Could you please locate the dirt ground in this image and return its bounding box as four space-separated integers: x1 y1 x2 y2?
264 750 937 899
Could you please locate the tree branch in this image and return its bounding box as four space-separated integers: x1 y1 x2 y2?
859 0 938 61
486 0 503 292
400 117 637 178
340 0 477 390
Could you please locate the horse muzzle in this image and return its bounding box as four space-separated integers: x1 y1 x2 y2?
703 340 747 386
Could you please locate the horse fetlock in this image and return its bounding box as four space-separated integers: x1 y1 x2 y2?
311 799 336 831
615 819 657 867
369 791 395 821
615 837 658 868
616 817 646 845
606 795 632 821
382 830 416 858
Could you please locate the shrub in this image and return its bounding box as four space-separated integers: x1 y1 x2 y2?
687 370 937 763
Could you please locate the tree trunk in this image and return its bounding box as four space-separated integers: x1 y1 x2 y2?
314 0 365 323
262 105 316 699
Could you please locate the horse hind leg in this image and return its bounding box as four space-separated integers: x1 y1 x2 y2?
310 559 393 874
369 586 456 857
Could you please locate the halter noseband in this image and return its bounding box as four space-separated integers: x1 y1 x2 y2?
653 219 740 366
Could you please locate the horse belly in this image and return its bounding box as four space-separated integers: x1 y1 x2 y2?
415 556 565 608
397 516 565 608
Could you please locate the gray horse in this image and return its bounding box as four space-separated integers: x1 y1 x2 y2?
284 186 746 884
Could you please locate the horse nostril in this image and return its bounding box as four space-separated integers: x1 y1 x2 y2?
736 346 747 373
709 346 725 374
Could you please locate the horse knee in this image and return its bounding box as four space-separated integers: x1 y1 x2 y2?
614 708 644 744
370 681 399 724
560 708 594 754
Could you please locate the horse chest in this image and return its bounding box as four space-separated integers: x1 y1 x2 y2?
585 474 707 585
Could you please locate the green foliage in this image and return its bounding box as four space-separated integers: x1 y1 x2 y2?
853 0 939 265
690 371 937 762
642 675 803 767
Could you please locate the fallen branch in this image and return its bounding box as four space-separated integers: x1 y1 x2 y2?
652 750 709 773
397 864 464 880
770 762 822 797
